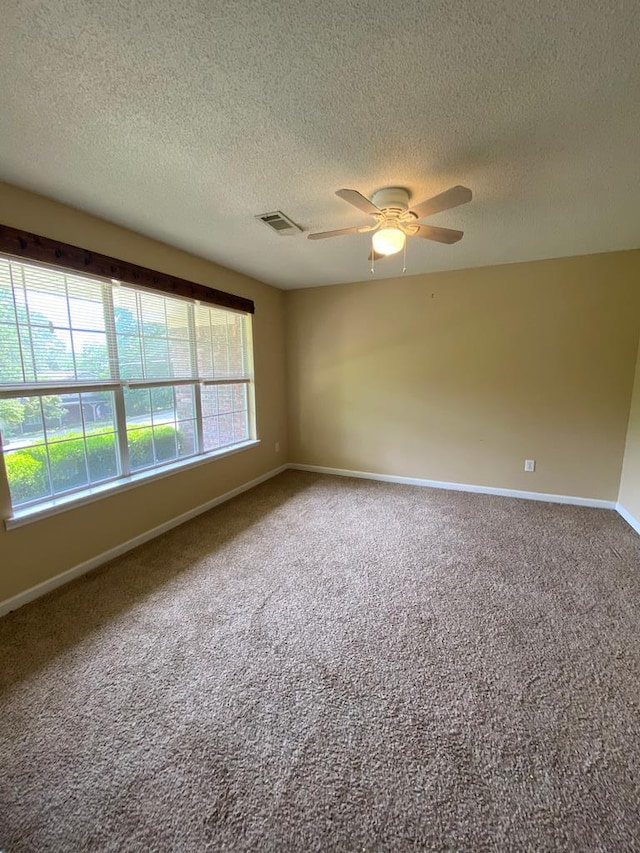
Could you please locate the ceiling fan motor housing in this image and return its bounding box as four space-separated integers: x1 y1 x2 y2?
371 187 411 213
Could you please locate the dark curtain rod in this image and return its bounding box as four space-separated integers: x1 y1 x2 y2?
0 223 255 315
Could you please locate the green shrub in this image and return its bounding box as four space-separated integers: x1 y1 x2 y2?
85 433 119 481
6 425 182 506
128 425 179 468
4 450 48 505
49 437 91 491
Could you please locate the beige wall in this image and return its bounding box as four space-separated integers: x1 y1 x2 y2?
286 251 640 501
0 182 288 603
619 337 640 522
2 182 639 605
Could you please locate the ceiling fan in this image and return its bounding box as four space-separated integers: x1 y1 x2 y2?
308 185 472 260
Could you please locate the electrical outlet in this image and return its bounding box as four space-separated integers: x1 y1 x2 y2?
524 459 535 473
275 441 280 453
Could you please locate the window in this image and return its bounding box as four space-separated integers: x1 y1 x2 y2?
0 255 255 515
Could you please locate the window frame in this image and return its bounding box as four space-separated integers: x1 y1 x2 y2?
0 240 258 525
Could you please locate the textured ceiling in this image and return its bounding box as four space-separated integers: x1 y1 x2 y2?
1 0 639 289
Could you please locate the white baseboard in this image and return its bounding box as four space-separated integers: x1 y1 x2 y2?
616 502 640 535
289 463 617 509
3 462 632 618
0 465 288 618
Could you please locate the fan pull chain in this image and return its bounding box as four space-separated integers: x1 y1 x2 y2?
370 237 375 274
402 237 407 273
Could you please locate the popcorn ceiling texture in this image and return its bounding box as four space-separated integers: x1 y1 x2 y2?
1 471 640 851
0 1 639 288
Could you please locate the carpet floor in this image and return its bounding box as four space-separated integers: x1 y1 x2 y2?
1 470 639 852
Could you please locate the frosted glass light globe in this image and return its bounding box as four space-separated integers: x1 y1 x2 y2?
372 226 406 256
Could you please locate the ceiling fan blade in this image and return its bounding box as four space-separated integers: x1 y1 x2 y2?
308 225 374 240
409 185 472 220
413 224 464 244
335 189 381 216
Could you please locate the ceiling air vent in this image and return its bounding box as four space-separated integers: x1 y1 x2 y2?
256 210 302 236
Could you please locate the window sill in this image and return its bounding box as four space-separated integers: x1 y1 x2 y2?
4 439 261 530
